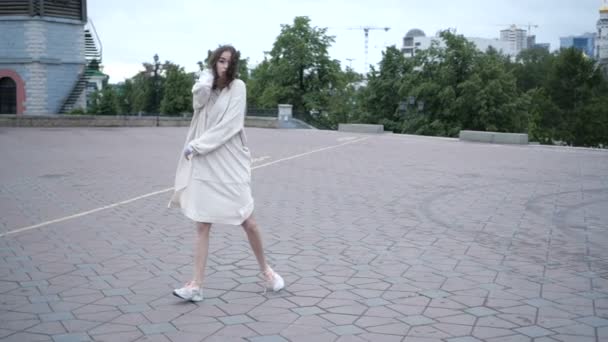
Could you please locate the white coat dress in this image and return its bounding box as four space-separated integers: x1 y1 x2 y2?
168 71 253 225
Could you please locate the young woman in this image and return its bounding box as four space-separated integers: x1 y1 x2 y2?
169 45 284 302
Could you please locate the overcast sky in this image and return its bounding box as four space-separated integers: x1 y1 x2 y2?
88 0 607 83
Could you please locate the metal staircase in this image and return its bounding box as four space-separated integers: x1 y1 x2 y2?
59 18 103 113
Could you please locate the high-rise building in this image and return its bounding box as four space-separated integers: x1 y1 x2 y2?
401 29 426 57
500 25 528 55
533 43 551 51
597 1 608 65
401 29 517 58
560 33 596 57
526 36 550 51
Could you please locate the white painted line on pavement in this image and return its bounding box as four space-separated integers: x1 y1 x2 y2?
251 137 368 170
337 136 357 142
0 188 173 238
1 136 370 238
251 156 271 163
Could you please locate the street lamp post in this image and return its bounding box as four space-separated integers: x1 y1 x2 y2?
399 95 425 133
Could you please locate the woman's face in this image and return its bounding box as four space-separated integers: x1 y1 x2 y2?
216 51 232 78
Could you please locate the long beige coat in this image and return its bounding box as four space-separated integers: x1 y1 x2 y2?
168 73 253 225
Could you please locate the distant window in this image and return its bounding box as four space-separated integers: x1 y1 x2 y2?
0 77 17 114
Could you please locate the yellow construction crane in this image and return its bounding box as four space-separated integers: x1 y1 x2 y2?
345 26 391 74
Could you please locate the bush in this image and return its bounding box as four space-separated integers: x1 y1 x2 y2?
68 107 86 115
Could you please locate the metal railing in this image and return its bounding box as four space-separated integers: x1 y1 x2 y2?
85 17 102 63
246 107 277 117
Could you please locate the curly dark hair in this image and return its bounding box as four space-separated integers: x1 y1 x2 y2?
208 45 240 89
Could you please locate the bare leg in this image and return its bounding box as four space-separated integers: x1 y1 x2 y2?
191 222 211 286
241 215 269 273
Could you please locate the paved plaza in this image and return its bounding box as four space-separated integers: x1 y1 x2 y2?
1 126 607 342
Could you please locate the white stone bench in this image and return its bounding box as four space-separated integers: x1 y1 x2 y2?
459 130 528 144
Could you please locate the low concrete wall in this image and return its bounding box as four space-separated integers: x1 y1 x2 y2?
0 115 190 127
338 123 384 134
245 116 277 129
459 130 528 144
0 115 278 129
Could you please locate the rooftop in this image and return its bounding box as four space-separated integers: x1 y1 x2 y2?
1 127 607 340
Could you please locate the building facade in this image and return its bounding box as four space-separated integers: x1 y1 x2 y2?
401 29 518 58
597 2 608 66
500 25 528 56
560 33 596 57
0 0 101 115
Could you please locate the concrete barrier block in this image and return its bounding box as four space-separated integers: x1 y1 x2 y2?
459 130 528 144
338 123 384 134
245 116 277 129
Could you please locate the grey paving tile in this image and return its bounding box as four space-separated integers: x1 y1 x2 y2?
40 312 75 322
514 326 554 337
361 298 391 307
248 335 289 342
2 127 607 342
328 324 366 335
575 315 608 327
419 290 451 298
51 333 91 342
101 288 132 297
118 304 150 313
137 323 177 335
399 315 436 326
291 306 326 316
446 337 484 342
479 284 505 291
577 291 608 299
27 322 67 335
465 306 499 317
218 315 255 325
368 323 410 335
11 302 53 314
1 332 52 342
20 280 50 288
29 295 61 303
524 298 556 307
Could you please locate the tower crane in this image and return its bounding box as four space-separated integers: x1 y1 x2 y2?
345 26 391 74
497 23 539 35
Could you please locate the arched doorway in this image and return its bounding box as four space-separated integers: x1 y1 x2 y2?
0 70 25 115
0 77 17 114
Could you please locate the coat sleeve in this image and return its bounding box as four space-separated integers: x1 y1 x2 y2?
188 80 246 156
192 69 213 110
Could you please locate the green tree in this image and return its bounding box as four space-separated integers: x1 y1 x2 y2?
128 54 164 114
455 47 529 133
248 16 341 112
512 47 555 92
160 62 195 115
99 85 119 115
381 30 530 136
324 66 364 128
356 46 411 131
116 79 135 114
87 90 100 114
544 48 607 146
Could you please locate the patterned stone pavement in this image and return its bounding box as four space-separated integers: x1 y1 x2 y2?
0 126 607 342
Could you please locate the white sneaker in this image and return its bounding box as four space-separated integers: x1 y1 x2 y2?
173 283 203 302
262 267 285 292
